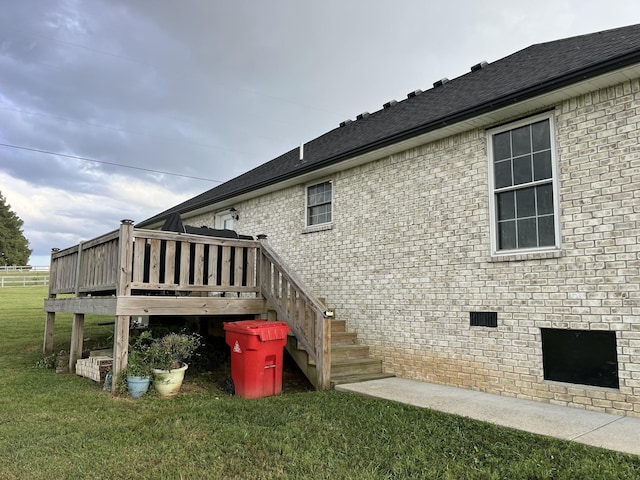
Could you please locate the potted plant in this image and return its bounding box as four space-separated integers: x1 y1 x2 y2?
123 331 153 398
147 331 202 397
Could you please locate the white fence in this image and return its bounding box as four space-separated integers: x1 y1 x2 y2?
0 274 49 288
0 265 49 272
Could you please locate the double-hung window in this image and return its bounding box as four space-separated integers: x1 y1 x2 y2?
488 114 560 254
306 180 332 226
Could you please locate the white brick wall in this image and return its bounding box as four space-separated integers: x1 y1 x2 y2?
190 78 640 416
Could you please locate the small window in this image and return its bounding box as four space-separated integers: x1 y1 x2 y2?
214 211 234 230
488 114 560 255
306 181 332 226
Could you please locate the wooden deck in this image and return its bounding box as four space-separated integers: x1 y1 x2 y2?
44 220 331 390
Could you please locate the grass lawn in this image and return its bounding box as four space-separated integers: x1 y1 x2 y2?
1 287 639 479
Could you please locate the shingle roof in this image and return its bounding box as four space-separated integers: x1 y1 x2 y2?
139 24 640 227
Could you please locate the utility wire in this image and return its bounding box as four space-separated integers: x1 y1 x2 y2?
0 142 223 183
0 103 257 157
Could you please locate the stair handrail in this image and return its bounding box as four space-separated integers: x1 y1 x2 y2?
258 239 331 389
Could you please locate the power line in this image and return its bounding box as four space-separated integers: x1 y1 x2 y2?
0 103 257 157
0 142 223 183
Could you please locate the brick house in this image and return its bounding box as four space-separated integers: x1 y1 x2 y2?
139 25 640 416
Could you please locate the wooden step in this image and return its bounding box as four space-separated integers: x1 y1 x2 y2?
330 357 385 376
331 344 370 361
288 331 305 351
331 331 357 345
331 319 346 332
308 344 370 366
289 330 357 349
330 372 396 387
309 345 370 369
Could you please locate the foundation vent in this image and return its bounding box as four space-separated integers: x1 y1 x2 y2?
470 311 498 328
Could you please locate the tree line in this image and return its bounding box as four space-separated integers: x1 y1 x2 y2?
0 191 32 266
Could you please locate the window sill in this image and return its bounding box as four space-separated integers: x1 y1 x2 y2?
489 249 563 263
302 223 333 235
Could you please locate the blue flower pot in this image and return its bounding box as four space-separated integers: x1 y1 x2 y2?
127 375 151 398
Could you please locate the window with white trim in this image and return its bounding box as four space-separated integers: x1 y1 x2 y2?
214 211 234 230
488 115 560 254
306 180 332 226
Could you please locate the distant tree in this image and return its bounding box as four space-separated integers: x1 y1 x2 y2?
0 191 32 266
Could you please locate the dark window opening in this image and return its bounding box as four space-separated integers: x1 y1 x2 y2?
470 311 498 328
541 328 619 389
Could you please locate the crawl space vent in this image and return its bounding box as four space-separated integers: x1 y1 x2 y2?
470 311 498 328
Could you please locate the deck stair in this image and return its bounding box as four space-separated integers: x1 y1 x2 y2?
285 315 394 389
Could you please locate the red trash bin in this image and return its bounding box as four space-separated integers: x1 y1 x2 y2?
223 320 290 399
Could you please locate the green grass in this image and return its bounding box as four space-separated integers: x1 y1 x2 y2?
1 287 639 479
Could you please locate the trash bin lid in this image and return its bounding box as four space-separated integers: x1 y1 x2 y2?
223 320 290 341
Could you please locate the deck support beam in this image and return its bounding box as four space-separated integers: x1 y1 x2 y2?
70 313 85 373
43 311 55 356
316 312 331 390
112 315 130 394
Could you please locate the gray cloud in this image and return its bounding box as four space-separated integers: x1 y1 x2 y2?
1 0 639 265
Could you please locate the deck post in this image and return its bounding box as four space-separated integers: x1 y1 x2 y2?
69 313 85 373
315 311 331 390
43 248 60 355
43 312 55 356
112 219 135 391
113 315 130 386
116 220 135 297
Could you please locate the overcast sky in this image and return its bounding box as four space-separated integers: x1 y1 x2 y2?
2 1 640 266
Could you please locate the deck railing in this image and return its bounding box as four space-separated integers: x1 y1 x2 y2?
49 229 120 295
47 221 331 390
48 223 261 297
258 241 331 390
